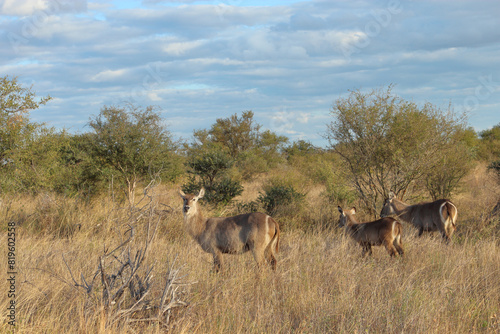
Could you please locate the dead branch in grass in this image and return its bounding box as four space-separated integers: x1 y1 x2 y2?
62 181 193 329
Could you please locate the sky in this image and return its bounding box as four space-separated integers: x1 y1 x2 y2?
1 0 499 147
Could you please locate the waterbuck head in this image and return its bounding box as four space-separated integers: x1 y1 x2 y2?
179 188 205 216
380 191 396 217
338 206 356 227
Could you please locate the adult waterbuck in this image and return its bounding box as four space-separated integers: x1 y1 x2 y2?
338 206 404 257
380 191 457 242
179 188 280 272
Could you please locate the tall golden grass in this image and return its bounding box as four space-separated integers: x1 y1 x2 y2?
1 165 499 333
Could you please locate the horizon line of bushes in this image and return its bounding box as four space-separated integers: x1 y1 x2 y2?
2 76 500 218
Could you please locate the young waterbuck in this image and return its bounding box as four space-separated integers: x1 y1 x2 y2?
338 206 404 257
179 188 280 272
380 191 457 242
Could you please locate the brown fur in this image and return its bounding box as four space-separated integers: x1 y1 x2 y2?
380 192 458 242
179 188 280 272
338 206 404 257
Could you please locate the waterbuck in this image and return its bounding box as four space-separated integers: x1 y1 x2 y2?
179 188 280 272
338 206 404 257
380 191 457 242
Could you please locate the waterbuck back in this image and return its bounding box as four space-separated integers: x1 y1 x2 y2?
179 188 280 272
380 191 457 242
338 206 404 257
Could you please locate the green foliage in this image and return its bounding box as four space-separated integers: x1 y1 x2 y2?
478 123 500 161
234 150 269 180
188 111 288 180
86 104 182 204
203 110 261 158
4 128 68 193
186 149 234 186
0 75 52 162
424 130 476 200
258 183 305 216
325 86 472 214
182 176 243 206
254 129 288 168
285 140 318 158
183 148 242 206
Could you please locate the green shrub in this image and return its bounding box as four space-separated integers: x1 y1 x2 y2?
182 176 243 206
258 184 305 215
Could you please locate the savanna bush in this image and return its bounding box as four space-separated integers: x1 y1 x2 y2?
182 176 243 206
258 180 306 230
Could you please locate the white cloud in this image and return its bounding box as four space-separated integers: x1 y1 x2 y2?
162 40 205 56
1 0 87 16
91 69 129 82
1 0 46 16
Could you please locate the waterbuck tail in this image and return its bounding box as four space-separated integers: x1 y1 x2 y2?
445 201 458 227
441 201 458 227
397 221 403 242
393 220 402 243
393 220 404 256
269 217 280 253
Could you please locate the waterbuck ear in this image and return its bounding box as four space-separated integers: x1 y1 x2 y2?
350 207 356 215
179 188 186 198
197 188 205 199
337 206 343 214
389 191 395 199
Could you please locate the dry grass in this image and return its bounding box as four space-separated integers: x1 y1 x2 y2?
1 167 499 333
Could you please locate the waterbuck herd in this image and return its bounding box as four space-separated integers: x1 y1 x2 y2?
179 188 457 271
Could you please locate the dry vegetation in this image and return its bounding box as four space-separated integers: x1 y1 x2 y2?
1 165 499 333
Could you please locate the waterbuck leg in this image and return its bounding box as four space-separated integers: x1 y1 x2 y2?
212 252 223 273
367 244 373 256
361 243 372 257
266 251 277 271
437 223 452 244
269 256 277 271
383 240 398 257
441 231 451 244
360 243 367 257
263 246 277 270
252 247 267 270
394 240 404 256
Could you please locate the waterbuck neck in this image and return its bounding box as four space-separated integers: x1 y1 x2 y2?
342 213 366 237
183 204 206 239
390 198 412 221
344 212 359 226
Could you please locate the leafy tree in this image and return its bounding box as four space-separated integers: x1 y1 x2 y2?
86 104 182 205
182 148 243 206
186 149 234 187
188 110 288 179
0 75 51 162
478 123 500 161
424 129 476 200
254 129 288 166
285 140 318 158
206 110 261 158
325 86 472 216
